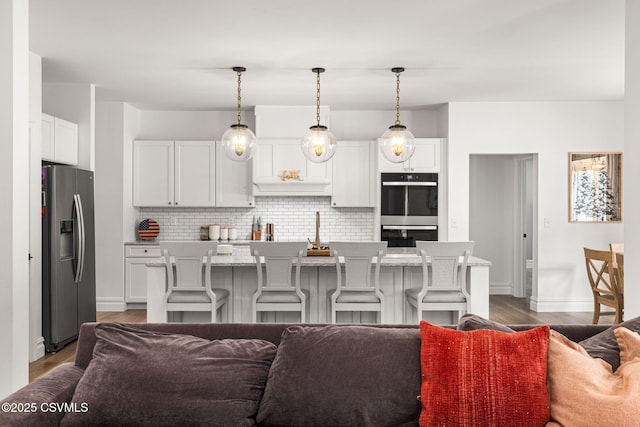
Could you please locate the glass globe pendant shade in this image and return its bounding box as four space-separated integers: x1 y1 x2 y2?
379 124 415 163
301 125 337 163
221 124 256 161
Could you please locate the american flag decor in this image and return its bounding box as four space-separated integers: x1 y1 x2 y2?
137 218 160 241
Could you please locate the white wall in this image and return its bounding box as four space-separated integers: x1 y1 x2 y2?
95 101 140 311
29 51 44 362
42 82 95 170
447 102 624 312
625 0 640 319
469 155 517 294
0 0 30 398
136 108 440 141
122 103 140 242
331 109 439 139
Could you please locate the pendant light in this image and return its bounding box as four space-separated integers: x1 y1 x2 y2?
301 67 336 163
221 66 256 161
379 67 415 163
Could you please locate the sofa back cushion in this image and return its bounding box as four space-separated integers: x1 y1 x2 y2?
256 325 421 426
61 323 277 427
74 322 291 369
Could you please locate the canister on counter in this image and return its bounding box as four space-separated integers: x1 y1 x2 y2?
228 227 237 240
209 224 220 240
220 227 229 240
200 226 210 240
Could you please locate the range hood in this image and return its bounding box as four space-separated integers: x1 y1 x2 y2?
252 106 333 197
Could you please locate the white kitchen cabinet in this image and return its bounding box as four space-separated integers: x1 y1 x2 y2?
378 138 441 173
133 140 215 207
125 245 161 303
175 141 216 206
41 113 54 160
331 140 376 207
215 142 255 207
252 139 332 196
41 113 78 165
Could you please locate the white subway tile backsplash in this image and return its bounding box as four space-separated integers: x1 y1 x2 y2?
138 197 375 242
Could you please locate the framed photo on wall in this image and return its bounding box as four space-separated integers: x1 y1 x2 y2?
569 152 623 223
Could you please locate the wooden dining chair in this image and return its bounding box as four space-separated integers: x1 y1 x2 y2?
583 247 623 324
609 243 624 269
614 251 624 298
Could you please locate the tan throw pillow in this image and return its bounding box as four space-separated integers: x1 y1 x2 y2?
547 328 640 427
616 327 640 363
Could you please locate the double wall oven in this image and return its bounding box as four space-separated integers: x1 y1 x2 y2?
380 172 438 247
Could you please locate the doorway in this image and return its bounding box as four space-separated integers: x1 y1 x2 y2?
469 154 537 303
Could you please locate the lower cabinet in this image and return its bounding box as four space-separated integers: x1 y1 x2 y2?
125 245 161 303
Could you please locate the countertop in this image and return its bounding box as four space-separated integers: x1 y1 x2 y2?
126 239 251 246
145 245 491 268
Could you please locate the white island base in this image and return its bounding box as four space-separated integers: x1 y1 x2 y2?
146 247 491 325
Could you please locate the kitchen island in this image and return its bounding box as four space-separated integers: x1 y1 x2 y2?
146 245 491 324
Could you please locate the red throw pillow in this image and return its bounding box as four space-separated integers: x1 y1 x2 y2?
419 321 550 427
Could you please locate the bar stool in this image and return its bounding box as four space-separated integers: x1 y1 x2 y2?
159 241 229 323
405 241 474 323
328 241 387 323
249 241 308 323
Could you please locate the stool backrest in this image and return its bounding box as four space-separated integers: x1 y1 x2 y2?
249 241 307 289
330 241 388 289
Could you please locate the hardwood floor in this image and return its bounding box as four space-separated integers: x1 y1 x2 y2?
28 299 603 383
488 295 606 325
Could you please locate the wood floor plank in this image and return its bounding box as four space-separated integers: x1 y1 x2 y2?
29 302 604 383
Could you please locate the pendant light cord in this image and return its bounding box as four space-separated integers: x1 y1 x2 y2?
316 69 321 127
236 69 243 126
395 70 401 126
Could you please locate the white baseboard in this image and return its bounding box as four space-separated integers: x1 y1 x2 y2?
529 297 592 312
490 283 513 295
96 297 126 312
30 336 45 362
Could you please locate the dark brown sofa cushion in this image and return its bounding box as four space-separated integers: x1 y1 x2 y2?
60 323 277 427
459 314 640 371
256 325 421 427
0 363 84 427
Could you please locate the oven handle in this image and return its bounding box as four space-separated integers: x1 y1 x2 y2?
382 182 437 187
382 225 438 230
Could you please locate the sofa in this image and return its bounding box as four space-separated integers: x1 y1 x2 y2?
1 316 639 427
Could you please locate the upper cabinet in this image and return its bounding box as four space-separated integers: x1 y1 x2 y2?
252 139 332 196
215 143 255 207
378 138 442 173
133 140 215 207
42 113 78 165
331 140 376 207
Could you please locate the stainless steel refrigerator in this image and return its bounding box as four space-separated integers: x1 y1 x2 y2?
42 165 96 352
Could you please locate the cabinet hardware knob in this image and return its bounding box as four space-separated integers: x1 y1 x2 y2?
144 249 148 253
168 202 171 205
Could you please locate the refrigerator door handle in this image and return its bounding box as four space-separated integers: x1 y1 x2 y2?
73 194 86 283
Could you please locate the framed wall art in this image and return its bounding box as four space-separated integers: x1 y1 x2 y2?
569 152 622 223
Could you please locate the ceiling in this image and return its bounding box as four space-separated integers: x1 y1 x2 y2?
29 0 625 111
